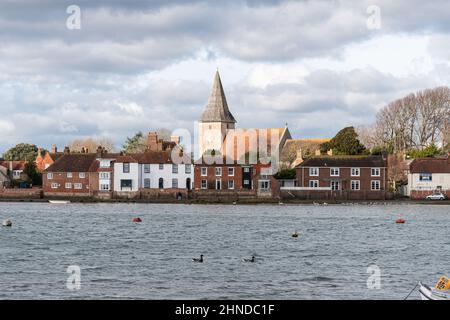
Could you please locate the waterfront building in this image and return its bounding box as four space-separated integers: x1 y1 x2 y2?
280 155 390 200
407 155 450 199
35 144 64 172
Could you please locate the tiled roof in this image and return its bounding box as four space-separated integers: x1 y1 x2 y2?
298 155 386 168
200 71 236 123
44 154 98 172
0 161 27 170
409 157 450 173
222 128 288 160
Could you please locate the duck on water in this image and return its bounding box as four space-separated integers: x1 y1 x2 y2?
192 255 204 263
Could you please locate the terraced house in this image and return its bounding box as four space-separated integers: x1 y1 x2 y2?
280 155 390 200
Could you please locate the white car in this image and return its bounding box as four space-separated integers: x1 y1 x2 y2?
426 193 446 200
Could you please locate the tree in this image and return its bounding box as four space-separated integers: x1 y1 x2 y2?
3 143 38 161
407 143 441 158
122 132 147 153
23 160 42 186
320 127 366 155
68 137 115 153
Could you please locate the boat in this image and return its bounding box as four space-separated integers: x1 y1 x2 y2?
418 282 450 300
48 200 71 204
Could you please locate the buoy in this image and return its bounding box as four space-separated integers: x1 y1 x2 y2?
292 231 299 238
132 217 142 223
395 219 406 224
2 219 12 227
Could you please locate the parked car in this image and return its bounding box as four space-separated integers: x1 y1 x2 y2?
426 192 446 200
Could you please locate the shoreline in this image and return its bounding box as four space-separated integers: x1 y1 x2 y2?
0 197 450 205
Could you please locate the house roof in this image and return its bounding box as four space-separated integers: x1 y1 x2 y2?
200 71 236 123
409 157 450 173
298 155 387 168
0 161 27 170
222 127 289 160
281 138 330 159
44 154 98 172
115 150 193 165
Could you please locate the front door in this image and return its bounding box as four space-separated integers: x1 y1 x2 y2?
186 178 191 190
216 179 221 190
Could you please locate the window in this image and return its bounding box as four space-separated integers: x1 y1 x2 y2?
228 167 234 176
79 172 86 178
243 179 249 185
67 172 72 178
215 167 222 176
309 167 319 176
100 184 110 191
13 170 21 178
51 183 58 189
159 164 164 170
228 180 235 189
371 180 381 190
201 179 207 189
65 183 72 189
330 180 340 190
351 168 360 177
99 172 110 179
330 168 339 176
419 173 432 181
123 163 130 173
100 160 110 168
244 167 250 173
351 180 360 190
74 183 82 189
144 178 150 188
260 180 270 190
120 180 132 190
371 168 380 177
185 165 191 174
144 164 150 173
172 178 178 188
172 164 178 174
47 173 53 180
309 180 319 188
201 167 207 176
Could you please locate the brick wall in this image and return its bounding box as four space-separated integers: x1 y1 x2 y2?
194 164 243 190
43 172 92 195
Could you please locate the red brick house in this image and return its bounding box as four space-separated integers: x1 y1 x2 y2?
35 145 64 172
42 147 118 198
283 155 390 200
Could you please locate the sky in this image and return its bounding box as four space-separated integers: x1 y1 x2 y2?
1 0 450 153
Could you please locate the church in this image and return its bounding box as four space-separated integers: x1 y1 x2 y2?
198 71 292 170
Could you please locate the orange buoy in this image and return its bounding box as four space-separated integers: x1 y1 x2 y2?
395 219 405 224
132 217 142 223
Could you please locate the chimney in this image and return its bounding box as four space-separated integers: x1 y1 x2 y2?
96 146 103 157
171 135 180 145
315 149 321 156
81 147 85 154
52 144 57 153
37 147 42 157
327 149 333 156
64 146 70 154
147 132 158 151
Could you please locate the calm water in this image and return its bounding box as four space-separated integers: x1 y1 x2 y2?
0 202 448 300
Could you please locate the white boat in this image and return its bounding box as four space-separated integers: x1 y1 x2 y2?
418 282 450 300
48 200 71 204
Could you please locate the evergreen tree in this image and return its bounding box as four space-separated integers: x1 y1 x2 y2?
320 127 367 155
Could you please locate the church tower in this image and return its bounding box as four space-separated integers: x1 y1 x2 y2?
198 71 236 156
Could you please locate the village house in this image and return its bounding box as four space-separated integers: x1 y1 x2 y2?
280 155 390 200
42 146 118 198
35 144 64 172
113 149 193 199
407 156 450 199
0 160 29 187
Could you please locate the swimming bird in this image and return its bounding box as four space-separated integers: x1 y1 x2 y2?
242 256 255 263
192 254 204 263
2 219 12 227
292 230 299 238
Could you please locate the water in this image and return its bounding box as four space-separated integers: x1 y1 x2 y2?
0 202 448 299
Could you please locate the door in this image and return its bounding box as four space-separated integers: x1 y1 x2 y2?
186 178 191 190
158 178 164 189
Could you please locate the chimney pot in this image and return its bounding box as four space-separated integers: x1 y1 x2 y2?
52 144 57 153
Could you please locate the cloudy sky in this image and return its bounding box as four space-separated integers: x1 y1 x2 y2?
1 0 450 153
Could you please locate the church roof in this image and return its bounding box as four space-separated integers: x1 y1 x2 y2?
200 71 236 123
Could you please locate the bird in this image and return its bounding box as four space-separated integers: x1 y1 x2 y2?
292 230 299 238
192 254 204 263
242 256 255 263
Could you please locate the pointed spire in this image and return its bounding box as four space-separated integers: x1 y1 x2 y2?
200 70 236 123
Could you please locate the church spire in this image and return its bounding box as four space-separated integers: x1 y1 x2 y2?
200 70 236 123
